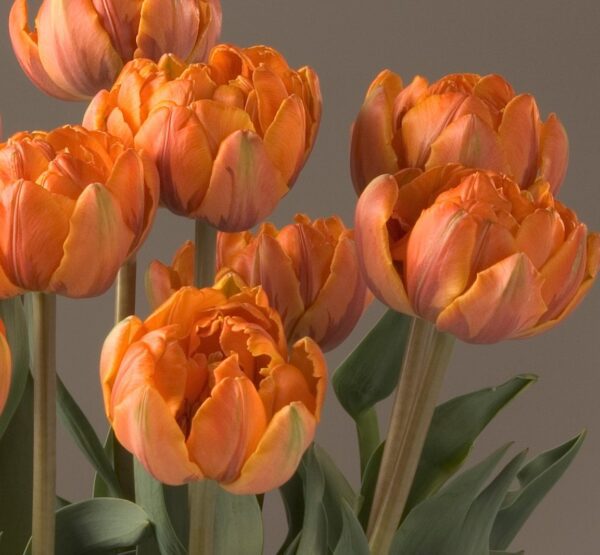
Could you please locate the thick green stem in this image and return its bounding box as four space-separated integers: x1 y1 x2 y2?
356 408 380 478
188 219 218 554
114 257 137 502
367 317 454 554
31 293 56 555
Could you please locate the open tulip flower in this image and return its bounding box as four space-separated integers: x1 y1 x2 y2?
101 278 327 492
83 44 322 230
0 321 11 417
146 215 371 351
9 0 222 100
355 165 600 343
0 126 159 298
351 71 568 195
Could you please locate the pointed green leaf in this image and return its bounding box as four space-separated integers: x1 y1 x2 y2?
333 310 412 418
0 375 33 554
57 376 122 498
333 500 369 555
278 473 305 555
0 297 30 440
406 374 536 514
358 441 385 527
134 459 187 555
490 431 585 550
93 429 115 498
22 498 151 555
213 488 263 554
391 445 511 554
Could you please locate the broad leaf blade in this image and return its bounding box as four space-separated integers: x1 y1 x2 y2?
490 431 585 550
333 310 412 418
278 474 305 554
358 441 384 527
0 297 30 440
406 375 536 513
57 376 122 498
333 500 369 555
22 498 151 555
213 489 263 555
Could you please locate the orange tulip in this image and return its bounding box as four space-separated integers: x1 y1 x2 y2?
146 215 371 351
9 0 222 100
0 321 11 416
351 72 568 195
0 126 159 298
83 44 322 230
100 278 327 492
355 165 600 343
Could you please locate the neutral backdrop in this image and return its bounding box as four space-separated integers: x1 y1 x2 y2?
2 1 599 553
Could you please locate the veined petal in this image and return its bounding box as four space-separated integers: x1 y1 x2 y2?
537 114 568 194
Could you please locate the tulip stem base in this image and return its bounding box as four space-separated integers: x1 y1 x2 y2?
367 317 454 554
113 257 138 502
31 293 56 555
356 408 380 477
188 480 219 554
194 220 217 288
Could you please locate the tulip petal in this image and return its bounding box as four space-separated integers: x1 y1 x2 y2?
253 66 290 134
135 0 200 61
187 0 222 62
351 86 399 193
436 253 547 343
354 174 413 314
289 338 327 421
195 130 287 231
515 209 564 268
36 0 124 97
50 183 134 297
499 94 541 187
538 114 568 194
91 0 140 60
473 74 515 113
0 324 12 415
187 375 267 483
9 0 76 100
427 114 506 174
223 403 315 494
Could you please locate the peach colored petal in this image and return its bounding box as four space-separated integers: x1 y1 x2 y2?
187 376 267 482
36 0 123 98
392 75 429 122
0 323 12 416
515 209 564 269
473 74 515 112
498 94 541 186
195 130 287 231
436 253 547 343
100 315 145 418
537 114 569 194
9 0 76 100
259 364 316 419
91 0 140 60
427 114 506 174
49 183 134 297
354 174 413 314
187 0 222 62
223 403 315 494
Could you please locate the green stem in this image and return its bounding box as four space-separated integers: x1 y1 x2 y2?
31 293 56 555
356 408 380 478
188 219 218 554
114 257 137 502
367 317 454 555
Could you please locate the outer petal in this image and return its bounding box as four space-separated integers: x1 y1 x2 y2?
36 0 124 98
223 402 315 494
0 323 11 416
187 0 222 62
354 174 413 314
436 253 547 343
9 0 76 100
195 130 287 231
100 316 145 417
351 85 399 194
537 114 569 194
289 337 328 422
49 183 134 297
187 375 267 482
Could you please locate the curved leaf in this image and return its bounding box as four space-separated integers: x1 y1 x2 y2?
358 441 384 527
278 474 305 554
213 488 263 554
333 500 369 555
23 498 151 555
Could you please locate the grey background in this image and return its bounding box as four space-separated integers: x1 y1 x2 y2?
2 0 599 553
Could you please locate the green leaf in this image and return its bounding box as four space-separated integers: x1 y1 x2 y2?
406 374 536 514
213 488 263 554
278 474 305 555
163 485 189 549
22 498 151 555
357 441 384 527
56 496 71 510
490 431 585 550
0 375 33 554
57 376 122 499
333 500 369 555
133 459 186 555
93 429 115 498
391 445 511 554
0 297 30 440
333 310 412 418
490 551 524 555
